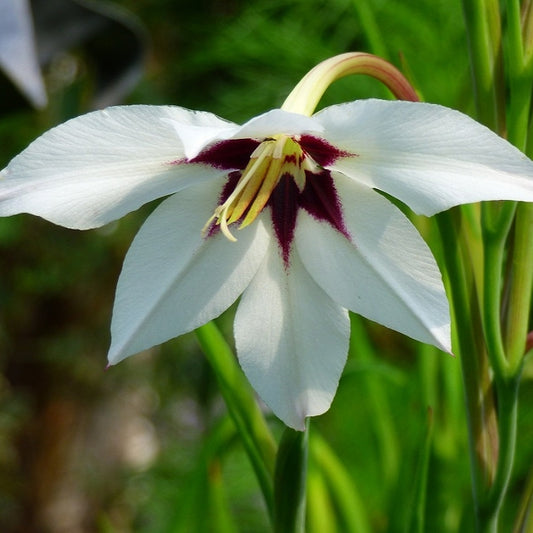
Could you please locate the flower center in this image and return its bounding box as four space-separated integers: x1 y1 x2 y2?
203 135 314 241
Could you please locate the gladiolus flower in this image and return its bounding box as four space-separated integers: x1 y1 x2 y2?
2 70 533 429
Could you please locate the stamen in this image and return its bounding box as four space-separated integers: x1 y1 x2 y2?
204 135 314 241
240 138 287 228
206 142 274 240
226 156 271 224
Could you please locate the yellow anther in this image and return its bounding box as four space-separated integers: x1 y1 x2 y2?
204 135 312 241
226 154 272 224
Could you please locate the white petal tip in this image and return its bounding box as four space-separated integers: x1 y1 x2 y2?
107 346 132 367
281 413 309 432
290 420 308 432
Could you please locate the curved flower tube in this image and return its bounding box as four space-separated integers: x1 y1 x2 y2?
2 96 533 429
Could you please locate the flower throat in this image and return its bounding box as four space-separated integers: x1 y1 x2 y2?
202 135 313 241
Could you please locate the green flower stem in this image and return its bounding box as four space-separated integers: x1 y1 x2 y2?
507 78 532 150
195 322 277 518
475 4 533 526
274 425 309 533
504 28 532 153
501 1 533 374
503 0 524 70
504 203 533 372
461 203 484 300
478 375 520 533
461 3 533 530
503 0 533 154
436 212 499 513
481 201 516 377
461 0 505 132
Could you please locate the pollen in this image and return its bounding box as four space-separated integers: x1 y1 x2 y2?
204 135 312 241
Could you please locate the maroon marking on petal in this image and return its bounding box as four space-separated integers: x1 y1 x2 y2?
206 171 242 238
268 174 300 267
268 168 349 268
300 170 350 240
299 134 355 166
189 138 260 169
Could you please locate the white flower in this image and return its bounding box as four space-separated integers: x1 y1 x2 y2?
2 100 533 429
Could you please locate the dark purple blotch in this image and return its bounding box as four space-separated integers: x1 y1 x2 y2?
299 134 354 166
191 135 351 266
269 169 349 267
188 138 260 169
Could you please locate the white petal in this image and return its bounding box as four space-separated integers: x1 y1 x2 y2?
178 109 325 160
162 112 239 159
232 109 323 140
314 99 533 215
108 179 270 364
0 105 230 228
234 242 350 430
296 174 451 352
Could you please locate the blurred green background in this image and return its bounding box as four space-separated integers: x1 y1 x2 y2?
1 1 532 532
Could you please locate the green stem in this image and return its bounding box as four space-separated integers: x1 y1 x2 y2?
436 212 499 518
274 425 309 533
481 201 516 377
478 376 520 532
507 78 532 149
504 0 524 70
503 0 533 151
505 203 533 372
195 322 276 518
461 0 505 132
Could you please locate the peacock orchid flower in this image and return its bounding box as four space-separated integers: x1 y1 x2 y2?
2 54 533 430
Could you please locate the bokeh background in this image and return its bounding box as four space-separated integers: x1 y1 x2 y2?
1 1 532 532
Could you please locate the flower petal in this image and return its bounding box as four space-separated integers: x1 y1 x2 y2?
232 109 323 141
162 112 239 159
314 99 533 215
0 105 231 229
234 242 350 430
296 174 451 352
178 109 325 160
108 179 270 364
